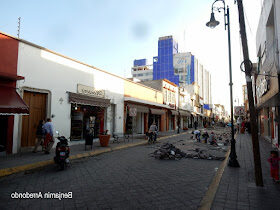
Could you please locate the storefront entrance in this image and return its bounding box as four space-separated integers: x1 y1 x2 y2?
71 104 104 140
0 116 8 152
148 114 161 131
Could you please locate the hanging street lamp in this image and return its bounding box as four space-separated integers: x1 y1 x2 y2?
206 0 240 167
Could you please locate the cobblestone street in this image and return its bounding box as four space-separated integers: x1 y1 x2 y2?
0 133 222 210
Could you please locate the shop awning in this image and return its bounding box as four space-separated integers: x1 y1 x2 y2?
256 92 280 109
180 110 191 116
68 92 110 108
0 86 29 115
171 110 179 116
127 104 149 113
124 97 170 109
150 108 165 115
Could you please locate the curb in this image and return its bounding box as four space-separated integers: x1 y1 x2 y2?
198 133 237 210
0 133 184 178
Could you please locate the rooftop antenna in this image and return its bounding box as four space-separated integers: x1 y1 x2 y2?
17 17 21 38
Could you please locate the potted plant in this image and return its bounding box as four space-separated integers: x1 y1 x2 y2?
99 130 110 147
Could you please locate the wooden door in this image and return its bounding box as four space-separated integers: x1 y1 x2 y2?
21 91 47 147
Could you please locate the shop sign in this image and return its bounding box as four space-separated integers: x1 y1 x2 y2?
256 77 270 99
77 84 105 98
234 106 245 116
173 53 192 85
129 107 137 117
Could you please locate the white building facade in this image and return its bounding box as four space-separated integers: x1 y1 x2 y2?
13 39 124 153
255 0 280 148
131 59 153 81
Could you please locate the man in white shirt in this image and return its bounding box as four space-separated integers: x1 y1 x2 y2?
42 118 55 154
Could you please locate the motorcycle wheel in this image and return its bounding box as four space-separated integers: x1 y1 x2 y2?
60 162 65 170
148 136 152 144
152 135 155 144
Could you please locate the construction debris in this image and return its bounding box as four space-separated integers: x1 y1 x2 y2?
151 143 225 161
152 143 186 160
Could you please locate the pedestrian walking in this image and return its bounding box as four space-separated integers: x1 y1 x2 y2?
245 119 251 134
241 120 246 134
194 121 198 130
268 151 280 182
33 120 45 153
202 131 209 144
209 132 218 146
193 130 201 142
237 117 242 133
148 122 158 141
43 118 55 154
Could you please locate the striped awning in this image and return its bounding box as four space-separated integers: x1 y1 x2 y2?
127 104 149 113
150 108 165 115
68 92 110 107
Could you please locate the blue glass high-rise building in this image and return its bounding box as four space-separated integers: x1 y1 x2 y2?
153 36 179 85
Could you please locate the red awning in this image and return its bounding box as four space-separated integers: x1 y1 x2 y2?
0 86 29 115
0 72 25 81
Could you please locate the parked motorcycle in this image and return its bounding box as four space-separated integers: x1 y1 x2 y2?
54 132 70 170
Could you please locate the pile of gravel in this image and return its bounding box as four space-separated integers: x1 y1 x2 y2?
186 148 225 160
152 143 187 160
152 143 226 161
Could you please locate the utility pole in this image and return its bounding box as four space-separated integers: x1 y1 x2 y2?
236 0 264 186
17 17 21 38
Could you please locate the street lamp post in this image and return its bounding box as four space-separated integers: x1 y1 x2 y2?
206 0 240 167
177 85 181 134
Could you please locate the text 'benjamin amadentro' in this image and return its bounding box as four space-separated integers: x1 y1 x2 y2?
11 192 72 200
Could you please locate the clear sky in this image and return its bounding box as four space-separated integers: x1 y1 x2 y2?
0 0 263 112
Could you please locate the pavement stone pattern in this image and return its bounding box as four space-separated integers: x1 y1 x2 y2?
0 130 183 170
211 133 280 210
0 133 222 210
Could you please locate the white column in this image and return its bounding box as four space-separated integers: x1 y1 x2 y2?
12 115 20 154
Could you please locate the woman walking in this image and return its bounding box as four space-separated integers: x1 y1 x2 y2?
33 120 45 153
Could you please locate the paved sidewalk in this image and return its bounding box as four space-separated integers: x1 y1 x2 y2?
0 130 188 171
212 133 280 210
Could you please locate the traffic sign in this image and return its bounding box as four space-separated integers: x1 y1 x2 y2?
234 106 245 116
129 107 137 117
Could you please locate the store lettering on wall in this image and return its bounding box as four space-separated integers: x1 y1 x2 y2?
256 77 270 99
77 84 105 98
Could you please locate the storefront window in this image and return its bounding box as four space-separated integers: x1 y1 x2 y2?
71 104 105 140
